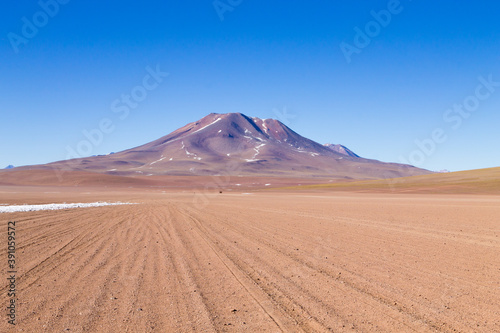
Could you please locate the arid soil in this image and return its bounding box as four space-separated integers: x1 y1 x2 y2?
293 167 500 195
1 188 499 332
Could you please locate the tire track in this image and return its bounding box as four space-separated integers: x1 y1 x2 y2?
179 203 455 332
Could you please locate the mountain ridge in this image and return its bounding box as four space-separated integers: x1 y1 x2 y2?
12 113 431 179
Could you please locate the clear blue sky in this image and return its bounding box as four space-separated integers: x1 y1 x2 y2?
1 0 499 172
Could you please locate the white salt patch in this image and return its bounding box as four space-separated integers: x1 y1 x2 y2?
265 184 271 186
0 202 135 213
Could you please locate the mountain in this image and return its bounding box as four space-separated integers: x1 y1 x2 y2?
4 165 14 169
323 144 360 158
17 113 431 179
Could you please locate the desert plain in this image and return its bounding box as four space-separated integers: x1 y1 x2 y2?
1 177 499 332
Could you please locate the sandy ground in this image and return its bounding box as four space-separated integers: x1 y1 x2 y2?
1 188 499 332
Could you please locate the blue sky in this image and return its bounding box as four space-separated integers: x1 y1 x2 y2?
1 0 499 172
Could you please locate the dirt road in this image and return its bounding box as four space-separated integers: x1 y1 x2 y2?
1 191 499 332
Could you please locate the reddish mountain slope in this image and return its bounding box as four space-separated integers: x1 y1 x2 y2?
13 113 431 179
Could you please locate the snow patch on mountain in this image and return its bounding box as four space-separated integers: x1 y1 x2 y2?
150 156 167 165
192 117 221 134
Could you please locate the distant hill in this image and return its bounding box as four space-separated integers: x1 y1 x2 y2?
323 144 360 158
11 113 431 179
